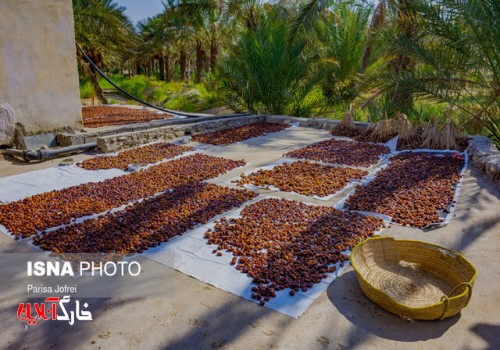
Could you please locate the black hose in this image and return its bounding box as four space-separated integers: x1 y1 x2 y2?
76 42 237 118
3 142 97 162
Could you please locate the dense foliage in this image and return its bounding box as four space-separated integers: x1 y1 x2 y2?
74 0 499 143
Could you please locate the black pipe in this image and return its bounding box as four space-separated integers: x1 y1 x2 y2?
2 142 97 162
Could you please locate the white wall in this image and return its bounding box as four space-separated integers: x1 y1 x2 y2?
0 0 82 136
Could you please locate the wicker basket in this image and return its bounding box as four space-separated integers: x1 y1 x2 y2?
350 237 477 320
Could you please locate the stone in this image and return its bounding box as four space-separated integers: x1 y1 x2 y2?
467 135 500 185
126 163 141 172
58 158 74 166
0 103 16 145
175 136 192 144
24 132 57 149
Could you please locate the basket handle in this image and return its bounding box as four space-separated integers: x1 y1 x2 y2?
439 282 473 320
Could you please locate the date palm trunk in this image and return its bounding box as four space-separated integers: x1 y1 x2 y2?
210 39 218 73
180 49 187 82
387 0 415 114
165 55 172 82
159 55 165 81
165 55 171 82
195 41 204 83
89 66 107 104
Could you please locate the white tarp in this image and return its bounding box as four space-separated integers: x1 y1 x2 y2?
143 196 390 318
0 135 465 317
0 148 199 203
0 165 124 203
286 136 398 170
334 149 469 229
226 158 374 201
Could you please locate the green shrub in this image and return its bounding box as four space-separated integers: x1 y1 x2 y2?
218 6 328 117
91 74 225 112
79 80 95 99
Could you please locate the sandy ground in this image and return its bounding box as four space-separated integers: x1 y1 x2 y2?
0 127 499 350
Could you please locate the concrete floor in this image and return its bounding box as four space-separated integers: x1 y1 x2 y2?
0 127 499 349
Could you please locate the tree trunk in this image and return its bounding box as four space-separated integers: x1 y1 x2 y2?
76 49 107 103
359 0 386 75
203 53 210 72
159 55 165 81
387 0 416 114
210 39 218 73
180 50 187 82
387 54 414 113
89 66 107 104
165 55 171 82
195 41 204 83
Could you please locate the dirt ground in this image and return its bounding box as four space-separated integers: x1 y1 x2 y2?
0 127 499 349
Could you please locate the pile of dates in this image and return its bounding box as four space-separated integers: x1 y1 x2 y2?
33 183 257 254
345 152 464 227
79 143 194 170
235 161 367 197
205 198 384 305
82 106 172 128
285 139 390 167
0 154 245 238
192 122 289 145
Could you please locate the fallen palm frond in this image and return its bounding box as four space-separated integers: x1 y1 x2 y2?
422 117 443 149
442 116 460 150
330 105 363 137
396 113 422 150
352 111 466 151
354 123 375 142
357 117 397 143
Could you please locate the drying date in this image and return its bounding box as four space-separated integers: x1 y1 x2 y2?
285 139 390 167
205 198 384 305
344 152 464 227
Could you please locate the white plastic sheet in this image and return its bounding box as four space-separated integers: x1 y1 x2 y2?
191 122 298 148
0 148 200 203
335 149 468 230
143 196 389 318
286 136 398 170
227 158 373 201
0 165 125 203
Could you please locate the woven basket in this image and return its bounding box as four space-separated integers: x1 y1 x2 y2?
350 237 477 320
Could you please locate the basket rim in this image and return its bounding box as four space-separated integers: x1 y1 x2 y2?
350 237 478 311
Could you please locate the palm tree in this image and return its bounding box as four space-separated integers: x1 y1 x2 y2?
293 0 418 115
160 1 197 82
316 3 370 108
289 0 332 40
219 4 329 115
370 0 499 143
175 0 250 79
359 0 388 75
137 15 174 80
73 0 134 102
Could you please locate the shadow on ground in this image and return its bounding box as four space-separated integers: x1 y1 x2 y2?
470 323 500 350
327 270 460 342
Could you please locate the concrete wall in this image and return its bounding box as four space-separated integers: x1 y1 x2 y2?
0 0 82 138
96 116 266 153
467 136 500 186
